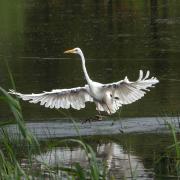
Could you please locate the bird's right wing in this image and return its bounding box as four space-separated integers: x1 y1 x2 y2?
9 86 93 110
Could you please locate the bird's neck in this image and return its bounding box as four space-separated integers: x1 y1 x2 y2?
80 52 92 84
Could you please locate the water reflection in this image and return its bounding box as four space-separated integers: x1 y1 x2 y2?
36 142 151 179
1 1 180 179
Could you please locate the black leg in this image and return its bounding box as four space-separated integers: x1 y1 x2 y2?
81 113 107 124
95 110 103 120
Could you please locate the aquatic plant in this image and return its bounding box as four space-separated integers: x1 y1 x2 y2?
167 123 180 176
0 86 114 179
58 139 109 179
154 120 180 178
0 86 31 179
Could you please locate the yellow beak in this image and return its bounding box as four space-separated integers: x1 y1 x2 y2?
64 48 75 54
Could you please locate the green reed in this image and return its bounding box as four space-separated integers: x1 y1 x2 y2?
155 119 180 179
0 86 31 179
0 60 113 179
0 86 112 179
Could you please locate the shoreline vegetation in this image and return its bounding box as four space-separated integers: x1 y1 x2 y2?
0 86 113 179
0 86 180 179
0 62 179 179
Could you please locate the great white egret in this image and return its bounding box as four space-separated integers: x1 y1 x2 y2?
9 47 159 115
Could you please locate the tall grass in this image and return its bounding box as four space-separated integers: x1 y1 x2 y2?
0 87 38 145
0 86 112 179
0 85 41 178
155 120 180 178
0 60 130 179
59 139 108 179
167 123 180 176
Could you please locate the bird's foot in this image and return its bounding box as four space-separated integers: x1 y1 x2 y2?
81 115 106 124
95 114 105 121
81 118 90 124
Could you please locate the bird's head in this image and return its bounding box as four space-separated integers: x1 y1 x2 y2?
64 47 82 55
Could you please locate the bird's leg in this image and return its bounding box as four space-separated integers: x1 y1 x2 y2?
95 110 104 121
105 103 112 116
104 102 115 126
81 111 105 124
81 117 92 124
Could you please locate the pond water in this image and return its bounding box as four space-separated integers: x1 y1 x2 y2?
34 133 174 179
0 0 180 179
3 117 180 179
1 0 180 120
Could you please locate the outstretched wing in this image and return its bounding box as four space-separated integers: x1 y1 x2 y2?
9 86 93 110
103 70 159 106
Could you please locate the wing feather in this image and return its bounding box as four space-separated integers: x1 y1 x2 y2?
9 86 93 110
103 70 159 108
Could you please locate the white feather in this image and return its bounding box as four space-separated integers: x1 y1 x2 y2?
8 48 159 115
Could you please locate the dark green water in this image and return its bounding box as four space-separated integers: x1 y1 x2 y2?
1 0 180 120
1 0 180 179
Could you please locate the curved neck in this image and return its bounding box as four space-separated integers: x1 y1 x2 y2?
79 51 91 84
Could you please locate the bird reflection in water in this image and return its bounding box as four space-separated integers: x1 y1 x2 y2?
35 142 151 179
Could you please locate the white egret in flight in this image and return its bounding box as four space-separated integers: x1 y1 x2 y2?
9 48 159 115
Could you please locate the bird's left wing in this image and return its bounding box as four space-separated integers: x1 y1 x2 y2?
9 86 93 110
102 70 159 106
